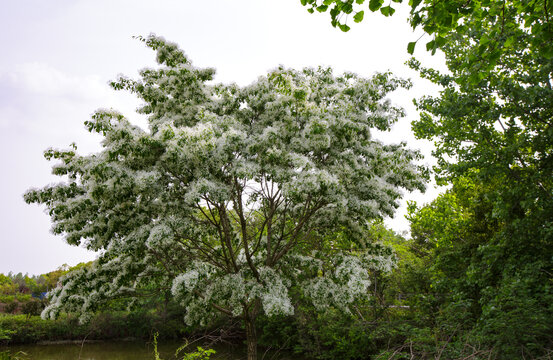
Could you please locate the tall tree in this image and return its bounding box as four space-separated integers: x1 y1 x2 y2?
25 35 426 359
406 9 553 353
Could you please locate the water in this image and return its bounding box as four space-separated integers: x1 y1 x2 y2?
1 341 303 360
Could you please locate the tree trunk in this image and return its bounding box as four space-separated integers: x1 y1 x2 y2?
244 314 258 360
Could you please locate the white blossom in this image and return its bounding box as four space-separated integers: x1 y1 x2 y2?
25 36 425 327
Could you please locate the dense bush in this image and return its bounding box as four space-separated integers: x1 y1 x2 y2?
3 303 18 315
0 311 189 345
21 299 46 317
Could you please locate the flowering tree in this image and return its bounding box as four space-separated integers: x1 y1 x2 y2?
25 35 426 359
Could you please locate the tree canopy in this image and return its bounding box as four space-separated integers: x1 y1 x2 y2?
24 35 427 359
301 0 553 80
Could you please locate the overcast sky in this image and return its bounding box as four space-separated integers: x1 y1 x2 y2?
0 0 446 275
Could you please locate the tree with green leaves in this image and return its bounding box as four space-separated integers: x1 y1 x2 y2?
407 175 553 357
25 35 427 359
407 23 553 354
411 2 553 356
0 275 16 296
304 0 553 356
400 15 553 351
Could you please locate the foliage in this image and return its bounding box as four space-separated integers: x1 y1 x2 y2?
152 332 216 360
0 265 90 318
176 345 216 360
0 265 78 301
181 347 216 360
152 332 161 360
294 307 379 360
0 328 15 343
0 275 11 286
21 299 46 317
0 351 28 360
24 35 426 359
403 0 553 352
0 295 26 305
300 0 553 76
0 311 188 345
257 314 299 351
0 314 55 344
0 275 16 295
256 223 426 360
407 176 553 358
3 302 18 315
257 178 552 359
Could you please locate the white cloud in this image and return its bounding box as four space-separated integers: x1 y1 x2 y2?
7 63 107 100
0 63 143 275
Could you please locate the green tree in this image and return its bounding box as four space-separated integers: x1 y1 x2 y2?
304 0 553 356
0 275 16 295
41 265 71 292
0 275 10 286
24 35 427 360
408 1 553 352
408 175 553 357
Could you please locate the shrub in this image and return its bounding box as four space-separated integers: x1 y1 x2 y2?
0 310 191 345
4 302 18 314
21 300 45 317
0 351 28 360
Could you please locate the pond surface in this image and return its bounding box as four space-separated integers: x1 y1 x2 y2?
1 341 304 360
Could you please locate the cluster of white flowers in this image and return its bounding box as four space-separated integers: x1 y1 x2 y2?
254 267 293 316
146 223 173 249
302 254 372 312
172 261 214 294
364 253 397 273
171 264 294 324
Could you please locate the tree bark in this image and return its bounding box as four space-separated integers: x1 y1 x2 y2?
244 313 258 360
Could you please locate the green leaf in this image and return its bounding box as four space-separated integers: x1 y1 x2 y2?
407 41 416 54
477 43 487 55
369 0 384 12
301 0 307 5
342 3 353 13
480 34 490 45
435 36 447 47
338 23 351 32
307 8 314 13
408 0 422 9
543 44 553 58
443 14 453 27
353 10 365 23
317 4 329 12
380 5 395 16
487 49 501 64
323 0 334 4
504 36 515 48
355 0 365 4
423 22 437 33
426 39 435 51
